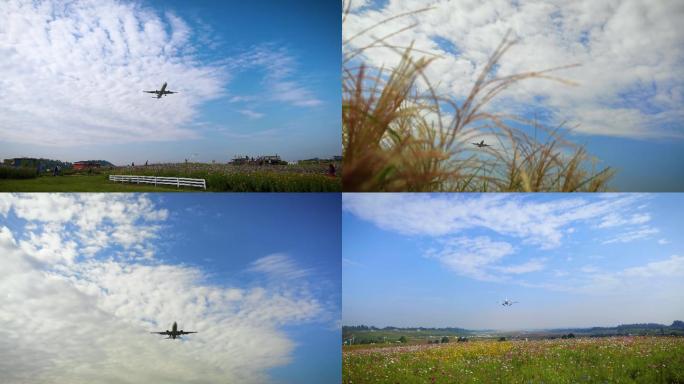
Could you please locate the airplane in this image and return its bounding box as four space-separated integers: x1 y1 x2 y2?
150 321 197 339
472 140 492 148
143 82 177 99
501 299 519 307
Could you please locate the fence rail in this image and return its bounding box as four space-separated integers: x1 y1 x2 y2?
109 175 206 190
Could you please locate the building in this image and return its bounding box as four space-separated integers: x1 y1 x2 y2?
256 155 283 165
73 161 101 170
230 156 252 165
230 155 286 165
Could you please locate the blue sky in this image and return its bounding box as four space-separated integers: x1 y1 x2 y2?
0 0 340 163
343 0 684 191
343 193 684 329
0 193 340 384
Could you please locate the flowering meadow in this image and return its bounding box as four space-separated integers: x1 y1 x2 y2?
343 337 684 383
107 162 341 192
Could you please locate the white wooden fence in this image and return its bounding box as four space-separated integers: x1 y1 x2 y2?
109 175 206 190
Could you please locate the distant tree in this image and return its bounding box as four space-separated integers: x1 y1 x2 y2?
567 333 575 339
441 336 450 343
498 337 507 342
398 336 407 343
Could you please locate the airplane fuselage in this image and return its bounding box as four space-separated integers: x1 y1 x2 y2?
169 321 179 339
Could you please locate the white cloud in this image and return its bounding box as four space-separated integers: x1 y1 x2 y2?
248 253 312 280
228 45 323 108
427 236 515 280
0 195 330 383
568 255 684 294
343 193 669 283
238 109 264 119
597 212 650 228
0 0 226 146
496 258 546 274
344 0 684 138
657 238 670 245
1 194 167 261
602 226 659 244
0 1 322 147
343 193 646 249
342 257 364 267
622 255 684 278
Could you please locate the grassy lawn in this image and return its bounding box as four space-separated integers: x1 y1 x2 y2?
0 175 201 192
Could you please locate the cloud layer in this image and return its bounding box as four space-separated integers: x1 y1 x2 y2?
0 0 228 145
343 193 677 290
0 194 329 383
0 0 323 147
343 0 684 138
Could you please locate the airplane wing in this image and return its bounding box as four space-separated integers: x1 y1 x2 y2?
143 91 158 93
151 331 171 335
163 91 177 94
177 331 197 335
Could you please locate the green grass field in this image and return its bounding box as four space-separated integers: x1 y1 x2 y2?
343 337 684 383
0 175 193 192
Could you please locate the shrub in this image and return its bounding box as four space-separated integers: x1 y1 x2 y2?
0 166 37 179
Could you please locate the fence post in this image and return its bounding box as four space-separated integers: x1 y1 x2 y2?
177 178 180 188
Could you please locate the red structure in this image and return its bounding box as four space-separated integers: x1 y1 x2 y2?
73 161 101 170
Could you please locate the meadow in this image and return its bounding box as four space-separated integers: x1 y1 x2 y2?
0 162 341 192
343 337 684 383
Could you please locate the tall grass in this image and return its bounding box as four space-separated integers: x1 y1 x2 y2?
342 2 614 192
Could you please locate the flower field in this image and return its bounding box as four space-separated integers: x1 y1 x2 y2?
106 162 341 192
343 337 684 383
